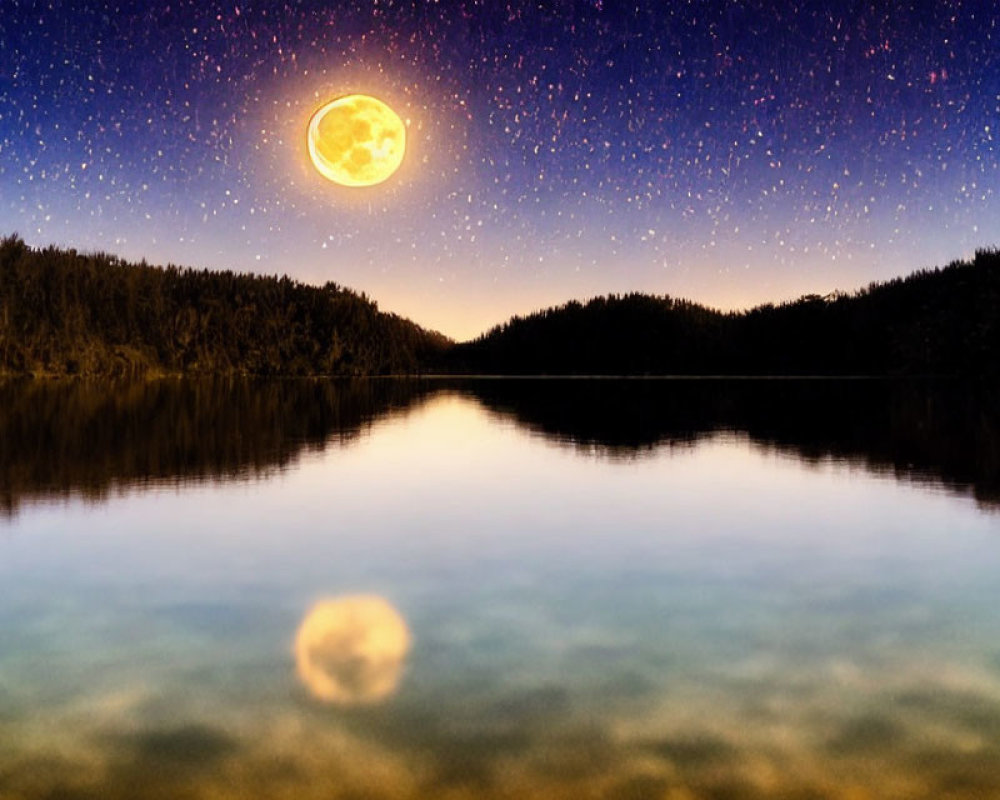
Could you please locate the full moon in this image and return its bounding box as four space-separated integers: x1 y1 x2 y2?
307 94 406 187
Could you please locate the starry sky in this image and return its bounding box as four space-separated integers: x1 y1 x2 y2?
2 0 998 339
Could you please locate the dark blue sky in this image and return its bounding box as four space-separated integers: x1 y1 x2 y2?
2 0 997 337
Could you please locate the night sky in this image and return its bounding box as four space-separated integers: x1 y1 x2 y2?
2 1 998 339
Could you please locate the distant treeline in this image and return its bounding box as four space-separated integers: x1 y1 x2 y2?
448 249 1000 376
2 235 999 376
0 235 450 377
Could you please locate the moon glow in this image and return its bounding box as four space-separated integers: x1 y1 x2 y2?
307 94 406 187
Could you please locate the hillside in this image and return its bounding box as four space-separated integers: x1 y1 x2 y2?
0 235 450 377
3 236 998 378
448 249 1000 376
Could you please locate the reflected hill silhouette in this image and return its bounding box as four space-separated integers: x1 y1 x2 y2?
450 378 1000 509
1 378 996 515
0 378 433 516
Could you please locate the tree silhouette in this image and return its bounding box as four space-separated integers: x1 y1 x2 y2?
446 249 1000 377
0 235 450 377
2 235 997 377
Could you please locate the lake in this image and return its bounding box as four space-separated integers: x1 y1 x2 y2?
1 377 999 799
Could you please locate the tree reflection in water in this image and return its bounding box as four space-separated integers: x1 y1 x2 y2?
0 377 997 514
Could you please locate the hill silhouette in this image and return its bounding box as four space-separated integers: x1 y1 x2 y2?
448 249 1000 376
0 235 449 377
2 235 998 377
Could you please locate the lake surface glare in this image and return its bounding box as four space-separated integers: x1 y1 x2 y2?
1 378 999 799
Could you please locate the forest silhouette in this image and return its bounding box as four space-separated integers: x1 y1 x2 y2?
448 249 1000 376
1 234 998 377
0 235 449 377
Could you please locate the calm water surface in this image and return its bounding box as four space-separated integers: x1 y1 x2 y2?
1 378 999 799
